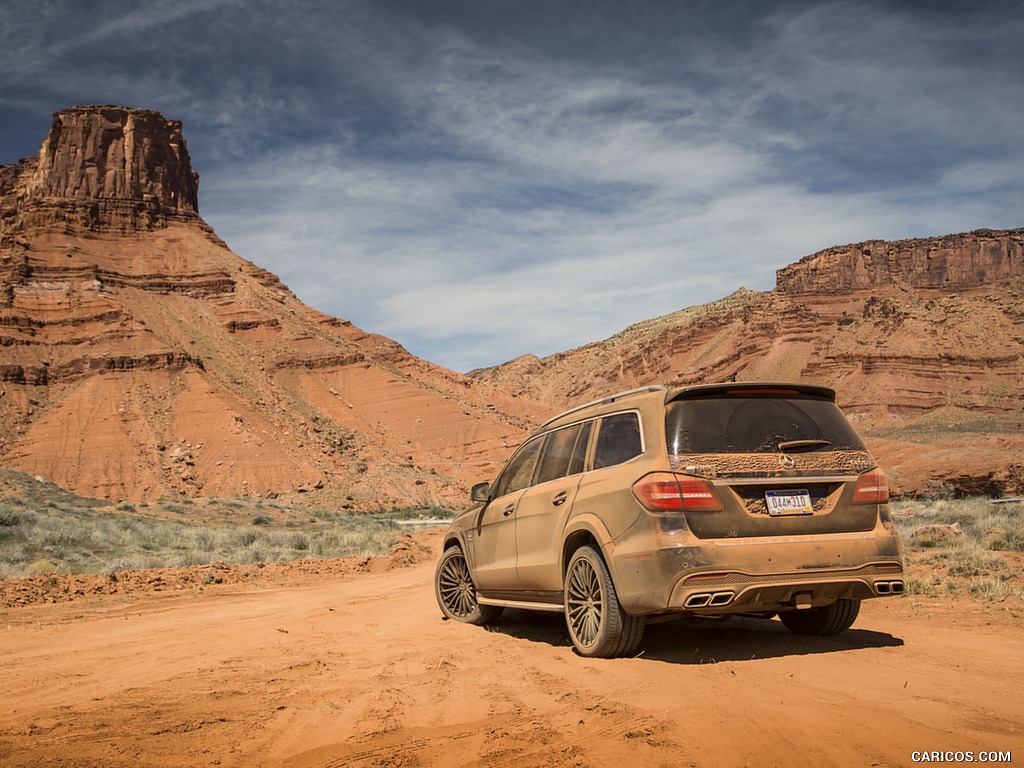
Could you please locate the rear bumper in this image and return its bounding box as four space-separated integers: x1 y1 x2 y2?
668 560 904 613
609 524 905 616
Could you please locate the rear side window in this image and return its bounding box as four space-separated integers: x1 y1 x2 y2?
535 421 592 485
491 438 543 498
665 396 866 454
593 412 642 469
568 421 592 476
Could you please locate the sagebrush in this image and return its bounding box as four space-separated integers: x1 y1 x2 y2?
0 494 453 579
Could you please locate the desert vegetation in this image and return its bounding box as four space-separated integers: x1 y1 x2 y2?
2 464 1021 607
892 496 1024 601
0 474 452 579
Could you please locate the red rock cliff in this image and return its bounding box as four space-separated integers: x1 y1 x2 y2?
776 229 1024 294
5 105 200 232
474 229 1024 496
0 106 548 505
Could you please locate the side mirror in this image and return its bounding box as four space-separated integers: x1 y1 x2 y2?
470 482 490 502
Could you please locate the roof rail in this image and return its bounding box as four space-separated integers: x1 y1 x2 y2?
536 385 667 431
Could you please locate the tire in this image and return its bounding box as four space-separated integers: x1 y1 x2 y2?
564 546 645 658
435 546 503 625
778 598 861 636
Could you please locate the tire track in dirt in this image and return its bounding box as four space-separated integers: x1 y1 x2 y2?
2 541 1022 767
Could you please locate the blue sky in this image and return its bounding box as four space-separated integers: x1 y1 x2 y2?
2 1 1022 371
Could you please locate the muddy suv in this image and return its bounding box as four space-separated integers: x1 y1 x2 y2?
434 382 904 658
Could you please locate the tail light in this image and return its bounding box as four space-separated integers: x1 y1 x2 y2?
632 473 724 513
851 469 890 504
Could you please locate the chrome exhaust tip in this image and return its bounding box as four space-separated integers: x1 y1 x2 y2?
684 591 735 608
875 580 905 595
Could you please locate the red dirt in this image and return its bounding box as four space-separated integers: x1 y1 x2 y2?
1 528 1021 767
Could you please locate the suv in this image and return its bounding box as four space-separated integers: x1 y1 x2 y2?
434 382 904 658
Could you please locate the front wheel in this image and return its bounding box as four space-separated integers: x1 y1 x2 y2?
435 546 503 625
564 546 644 658
778 598 860 636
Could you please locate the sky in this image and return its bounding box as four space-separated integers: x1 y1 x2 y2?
1 1 1022 372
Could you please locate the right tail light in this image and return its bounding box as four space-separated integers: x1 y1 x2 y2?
851 469 890 504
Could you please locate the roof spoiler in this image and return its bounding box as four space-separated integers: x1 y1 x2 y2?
666 382 836 403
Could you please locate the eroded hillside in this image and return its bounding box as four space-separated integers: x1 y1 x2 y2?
2 106 1020 502
0 106 551 506
471 230 1024 496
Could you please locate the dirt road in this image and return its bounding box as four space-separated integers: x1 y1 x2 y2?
2 531 1021 767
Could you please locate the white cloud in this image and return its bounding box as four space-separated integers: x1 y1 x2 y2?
4 0 1023 371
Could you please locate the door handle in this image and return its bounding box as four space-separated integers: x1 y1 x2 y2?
502 505 515 517
552 491 568 507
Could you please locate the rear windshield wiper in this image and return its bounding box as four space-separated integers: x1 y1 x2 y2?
778 439 831 453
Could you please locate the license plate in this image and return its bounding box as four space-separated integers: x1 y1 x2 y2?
765 490 813 516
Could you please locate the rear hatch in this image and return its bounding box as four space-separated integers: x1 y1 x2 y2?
663 383 882 538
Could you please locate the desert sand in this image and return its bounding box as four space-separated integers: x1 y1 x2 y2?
1 528 1021 767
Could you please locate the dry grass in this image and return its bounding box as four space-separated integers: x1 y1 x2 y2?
892 497 1024 600
3 470 1019 606
0 471 453 579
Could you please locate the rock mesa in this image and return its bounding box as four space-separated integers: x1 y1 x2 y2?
473 229 1024 496
0 106 550 505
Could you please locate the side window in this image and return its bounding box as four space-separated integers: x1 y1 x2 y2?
535 423 584 485
593 412 642 469
567 420 592 476
491 438 543 498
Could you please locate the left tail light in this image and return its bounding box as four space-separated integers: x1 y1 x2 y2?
632 473 724 513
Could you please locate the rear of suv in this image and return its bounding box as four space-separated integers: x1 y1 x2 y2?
434 382 904 658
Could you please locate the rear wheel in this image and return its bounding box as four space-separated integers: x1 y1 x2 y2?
778 598 860 636
435 546 503 625
564 546 644 658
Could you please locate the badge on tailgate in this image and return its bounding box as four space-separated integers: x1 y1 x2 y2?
765 489 813 516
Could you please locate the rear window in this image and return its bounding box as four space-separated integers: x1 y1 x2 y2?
665 396 866 454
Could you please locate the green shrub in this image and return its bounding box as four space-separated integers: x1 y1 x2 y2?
238 529 260 547
0 507 25 527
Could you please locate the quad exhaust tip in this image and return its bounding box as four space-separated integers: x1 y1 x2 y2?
875 580 905 595
684 591 735 608
685 582 904 606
